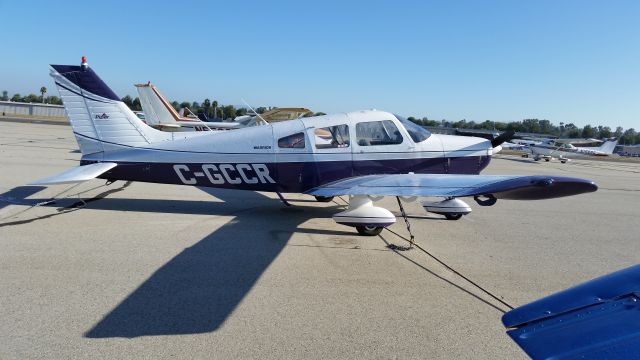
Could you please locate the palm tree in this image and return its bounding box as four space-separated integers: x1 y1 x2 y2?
212 100 218 119
40 86 47 103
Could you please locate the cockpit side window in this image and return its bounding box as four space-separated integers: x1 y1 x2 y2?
278 132 306 148
394 114 431 143
314 125 350 149
355 120 403 146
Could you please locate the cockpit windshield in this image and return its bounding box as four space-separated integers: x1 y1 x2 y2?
394 114 431 143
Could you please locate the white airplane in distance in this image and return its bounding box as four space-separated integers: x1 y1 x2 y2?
530 138 619 163
135 81 240 132
34 57 597 236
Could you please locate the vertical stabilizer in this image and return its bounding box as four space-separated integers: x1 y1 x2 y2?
596 139 619 154
135 82 184 126
50 60 173 155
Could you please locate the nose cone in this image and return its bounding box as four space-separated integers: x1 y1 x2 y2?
439 134 491 153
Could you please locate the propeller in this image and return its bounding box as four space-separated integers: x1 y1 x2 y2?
491 130 515 148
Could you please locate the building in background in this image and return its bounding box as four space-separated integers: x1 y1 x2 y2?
0 101 65 119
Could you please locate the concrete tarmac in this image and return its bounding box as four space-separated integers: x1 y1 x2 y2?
1 121 639 359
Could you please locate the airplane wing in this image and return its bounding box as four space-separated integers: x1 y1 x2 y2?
29 162 117 185
503 264 640 359
305 174 597 200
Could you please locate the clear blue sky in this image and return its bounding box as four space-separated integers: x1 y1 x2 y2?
1 0 638 129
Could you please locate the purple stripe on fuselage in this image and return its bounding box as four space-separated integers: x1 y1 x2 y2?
83 156 491 193
51 65 121 101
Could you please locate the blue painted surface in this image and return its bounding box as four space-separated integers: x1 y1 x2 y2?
50 65 121 101
503 265 640 359
84 156 485 193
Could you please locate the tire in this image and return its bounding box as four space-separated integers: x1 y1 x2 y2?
356 225 383 236
444 213 463 220
314 195 334 202
544 158 550 162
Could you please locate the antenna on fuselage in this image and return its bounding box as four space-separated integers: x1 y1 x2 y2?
241 98 268 125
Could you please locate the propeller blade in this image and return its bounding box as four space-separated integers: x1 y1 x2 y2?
491 130 515 148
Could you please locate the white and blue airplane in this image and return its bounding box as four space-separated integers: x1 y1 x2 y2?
30 59 640 358
530 138 619 162
33 58 597 236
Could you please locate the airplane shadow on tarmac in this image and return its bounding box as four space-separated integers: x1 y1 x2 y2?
84 187 345 338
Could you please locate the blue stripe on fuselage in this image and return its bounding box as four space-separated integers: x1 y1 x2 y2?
82 155 491 193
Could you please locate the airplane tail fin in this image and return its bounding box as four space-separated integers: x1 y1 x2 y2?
135 82 185 126
50 60 172 155
596 138 618 154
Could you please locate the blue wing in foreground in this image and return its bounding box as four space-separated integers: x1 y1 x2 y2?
306 174 597 200
503 265 640 359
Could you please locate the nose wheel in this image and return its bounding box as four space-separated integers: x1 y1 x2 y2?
444 213 463 220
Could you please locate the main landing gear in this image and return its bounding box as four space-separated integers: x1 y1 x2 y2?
332 195 396 236
356 225 383 236
422 198 471 220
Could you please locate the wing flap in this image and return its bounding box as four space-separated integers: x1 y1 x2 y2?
306 174 597 200
29 162 117 185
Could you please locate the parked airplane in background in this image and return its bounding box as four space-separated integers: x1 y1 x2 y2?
37 58 597 236
530 138 618 163
135 82 239 132
232 107 313 127
136 81 314 132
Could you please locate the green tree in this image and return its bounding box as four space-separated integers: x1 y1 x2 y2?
122 95 134 109
599 126 612 138
171 101 180 111
24 93 39 103
40 86 47 103
539 119 552 134
132 97 142 111
522 119 541 133
202 99 211 117
621 128 637 145
614 126 624 138
222 105 236 120
46 96 62 105
1 90 8 101
212 100 219 118
581 125 595 138
10 93 21 102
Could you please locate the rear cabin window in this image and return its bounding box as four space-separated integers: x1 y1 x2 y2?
355 120 403 146
314 125 350 149
278 132 305 148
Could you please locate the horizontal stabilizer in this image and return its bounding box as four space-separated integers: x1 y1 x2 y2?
306 174 597 200
30 162 117 185
503 265 640 359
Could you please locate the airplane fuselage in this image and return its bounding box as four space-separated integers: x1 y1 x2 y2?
81 110 493 193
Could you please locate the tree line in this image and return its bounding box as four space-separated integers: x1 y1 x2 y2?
1 89 62 105
407 116 640 145
3 89 638 145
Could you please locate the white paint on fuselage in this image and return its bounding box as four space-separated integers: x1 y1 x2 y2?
87 110 491 165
